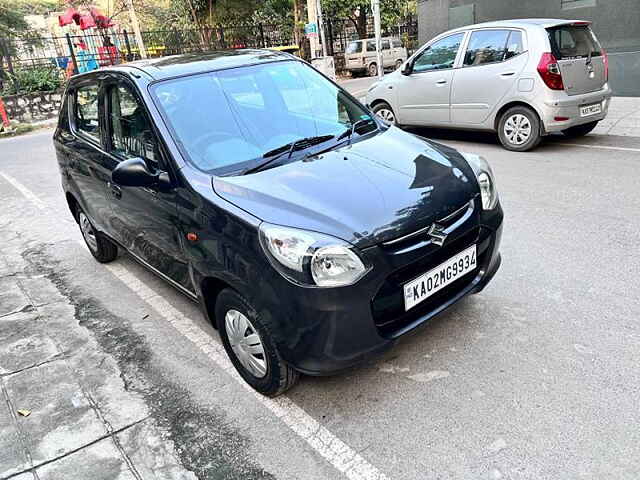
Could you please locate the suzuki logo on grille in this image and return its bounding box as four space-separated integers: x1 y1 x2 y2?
427 223 448 246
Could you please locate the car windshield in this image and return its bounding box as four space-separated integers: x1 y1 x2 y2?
152 61 373 175
346 41 361 54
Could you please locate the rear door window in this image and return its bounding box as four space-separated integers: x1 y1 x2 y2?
463 30 511 66
504 31 524 60
547 25 601 59
392 39 403 48
346 41 361 54
366 40 377 52
74 84 100 142
382 40 390 50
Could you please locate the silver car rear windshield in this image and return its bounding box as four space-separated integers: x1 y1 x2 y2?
547 24 602 59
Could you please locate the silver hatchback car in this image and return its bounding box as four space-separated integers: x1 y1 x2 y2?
366 19 612 151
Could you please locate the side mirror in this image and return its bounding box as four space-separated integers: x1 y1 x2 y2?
401 62 413 76
112 157 161 188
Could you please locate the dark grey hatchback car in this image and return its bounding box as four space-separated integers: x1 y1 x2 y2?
54 50 503 396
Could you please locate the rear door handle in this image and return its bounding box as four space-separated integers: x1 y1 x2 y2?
436 79 447 85
500 71 516 77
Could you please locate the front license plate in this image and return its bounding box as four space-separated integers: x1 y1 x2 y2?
580 103 602 117
403 245 477 311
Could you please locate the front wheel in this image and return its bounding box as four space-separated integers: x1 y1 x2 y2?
562 121 598 138
372 101 396 126
216 289 299 396
78 210 118 263
497 106 542 152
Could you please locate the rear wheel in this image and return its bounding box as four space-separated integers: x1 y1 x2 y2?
78 210 118 263
216 289 299 396
395 59 403 69
372 101 396 126
562 121 598 138
368 62 378 77
498 106 542 152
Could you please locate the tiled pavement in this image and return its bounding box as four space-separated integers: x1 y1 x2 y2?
0 247 195 480
592 97 640 137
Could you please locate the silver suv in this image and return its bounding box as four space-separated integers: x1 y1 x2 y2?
344 37 408 77
366 19 611 151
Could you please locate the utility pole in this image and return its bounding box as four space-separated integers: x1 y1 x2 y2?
125 0 147 59
316 0 328 57
371 0 383 79
306 0 319 58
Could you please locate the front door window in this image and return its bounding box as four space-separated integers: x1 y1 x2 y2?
412 33 464 72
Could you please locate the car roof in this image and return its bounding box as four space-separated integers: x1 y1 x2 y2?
100 49 295 81
446 18 590 33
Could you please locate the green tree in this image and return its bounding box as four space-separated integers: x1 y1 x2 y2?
321 0 416 39
0 0 56 38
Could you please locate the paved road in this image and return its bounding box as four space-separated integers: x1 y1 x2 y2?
1 97 639 479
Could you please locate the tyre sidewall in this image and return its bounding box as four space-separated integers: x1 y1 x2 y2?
78 210 117 263
498 106 542 152
372 102 396 126
215 289 287 395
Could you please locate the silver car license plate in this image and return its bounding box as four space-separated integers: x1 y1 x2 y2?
580 103 602 117
403 245 477 311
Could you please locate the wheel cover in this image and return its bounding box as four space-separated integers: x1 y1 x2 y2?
225 309 267 378
503 114 532 146
375 108 395 125
79 212 98 252
369 64 377 76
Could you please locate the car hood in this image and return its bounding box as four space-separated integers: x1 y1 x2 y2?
212 127 478 248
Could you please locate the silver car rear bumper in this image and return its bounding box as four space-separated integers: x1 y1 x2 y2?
541 85 613 133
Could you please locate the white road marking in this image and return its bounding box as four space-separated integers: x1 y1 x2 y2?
0 172 46 210
554 142 640 153
2 171 389 480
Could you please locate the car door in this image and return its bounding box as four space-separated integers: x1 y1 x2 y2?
450 29 528 125
63 76 113 233
381 39 393 68
395 32 466 125
103 75 193 293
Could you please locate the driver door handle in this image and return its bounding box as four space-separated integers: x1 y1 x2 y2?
500 71 516 77
436 79 447 85
108 182 122 199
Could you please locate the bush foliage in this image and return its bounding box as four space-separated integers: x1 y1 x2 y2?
1 67 62 95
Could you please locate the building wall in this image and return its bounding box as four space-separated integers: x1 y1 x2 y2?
417 0 640 96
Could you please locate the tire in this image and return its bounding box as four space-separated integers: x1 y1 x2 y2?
77 210 118 263
562 121 598 138
368 62 378 77
216 289 299 396
497 106 542 152
395 59 403 69
372 101 396 126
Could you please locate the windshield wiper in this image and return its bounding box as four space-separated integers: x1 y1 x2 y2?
336 117 377 146
241 135 334 175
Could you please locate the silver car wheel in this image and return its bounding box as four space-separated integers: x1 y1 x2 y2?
225 309 267 378
79 212 98 252
375 108 395 125
504 114 532 146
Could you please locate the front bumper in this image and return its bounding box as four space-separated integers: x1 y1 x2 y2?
541 85 612 133
262 198 503 376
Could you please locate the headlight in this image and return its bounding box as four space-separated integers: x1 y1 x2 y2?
462 153 499 210
259 224 368 287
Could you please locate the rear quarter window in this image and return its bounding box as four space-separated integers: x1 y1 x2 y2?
547 25 602 59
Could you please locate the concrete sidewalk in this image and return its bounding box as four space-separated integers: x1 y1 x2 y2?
0 238 195 479
592 97 640 136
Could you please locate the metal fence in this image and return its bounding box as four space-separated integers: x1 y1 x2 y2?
0 18 418 94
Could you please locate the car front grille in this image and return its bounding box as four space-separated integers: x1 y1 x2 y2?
370 198 489 338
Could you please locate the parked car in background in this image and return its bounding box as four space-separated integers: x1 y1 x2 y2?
366 19 611 151
54 49 502 396
345 37 408 77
